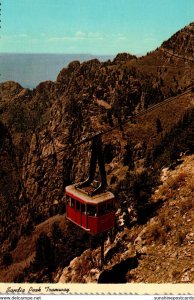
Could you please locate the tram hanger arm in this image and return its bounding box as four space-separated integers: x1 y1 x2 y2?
76 135 107 196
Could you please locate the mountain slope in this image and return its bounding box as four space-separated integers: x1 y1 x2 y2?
162 22 194 59
123 22 194 98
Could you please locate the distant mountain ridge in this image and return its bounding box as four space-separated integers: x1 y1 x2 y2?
0 53 114 89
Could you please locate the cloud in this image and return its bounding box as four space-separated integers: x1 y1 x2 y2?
2 31 125 45
88 32 103 39
1 34 29 40
49 31 128 43
48 31 104 42
18 34 28 38
117 36 128 41
75 31 86 38
47 36 70 42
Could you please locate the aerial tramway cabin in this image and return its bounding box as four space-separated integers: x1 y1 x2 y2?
65 184 115 235
65 135 116 235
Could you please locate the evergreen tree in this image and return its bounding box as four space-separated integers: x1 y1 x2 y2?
156 118 163 134
35 233 54 273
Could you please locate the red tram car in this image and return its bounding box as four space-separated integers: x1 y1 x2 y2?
65 135 116 235
66 184 115 234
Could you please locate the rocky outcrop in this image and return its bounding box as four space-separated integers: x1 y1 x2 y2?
113 52 137 64
162 22 194 59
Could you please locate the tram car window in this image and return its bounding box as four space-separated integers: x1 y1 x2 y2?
81 203 86 213
70 198 75 208
66 195 71 205
87 204 96 216
76 200 81 211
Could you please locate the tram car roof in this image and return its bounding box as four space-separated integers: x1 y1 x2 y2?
65 184 115 205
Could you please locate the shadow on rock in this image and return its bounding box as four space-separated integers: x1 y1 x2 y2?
98 256 138 283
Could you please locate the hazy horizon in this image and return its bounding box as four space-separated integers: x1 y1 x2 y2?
0 53 115 89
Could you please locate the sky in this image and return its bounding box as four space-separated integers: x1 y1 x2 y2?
1 0 194 55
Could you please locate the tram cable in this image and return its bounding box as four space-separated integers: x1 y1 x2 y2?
161 47 194 63
76 86 193 145
0 86 193 174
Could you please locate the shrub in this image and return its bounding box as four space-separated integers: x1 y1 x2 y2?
9 234 19 251
144 222 167 245
52 222 63 244
34 233 54 271
3 252 13 266
176 172 186 183
110 175 117 185
179 198 193 214
175 231 185 246
22 220 34 236
188 181 194 192
168 172 186 190
58 202 66 215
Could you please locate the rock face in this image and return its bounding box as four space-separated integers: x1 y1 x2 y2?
59 231 137 283
0 22 194 283
0 122 23 246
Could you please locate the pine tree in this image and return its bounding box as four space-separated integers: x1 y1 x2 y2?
156 118 163 134
35 233 54 273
